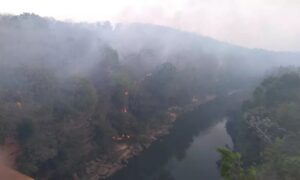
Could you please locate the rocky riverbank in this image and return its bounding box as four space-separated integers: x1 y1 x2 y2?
85 112 177 180
85 95 216 180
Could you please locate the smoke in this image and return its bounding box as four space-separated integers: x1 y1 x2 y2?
112 0 300 51
1 0 300 51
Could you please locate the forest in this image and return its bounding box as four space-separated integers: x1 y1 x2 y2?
0 13 300 179
224 67 300 180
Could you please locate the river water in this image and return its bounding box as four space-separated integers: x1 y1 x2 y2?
110 99 234 180
163 120 232 180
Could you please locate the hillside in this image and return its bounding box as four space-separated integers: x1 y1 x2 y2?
0 13 300 179
226 67 300 180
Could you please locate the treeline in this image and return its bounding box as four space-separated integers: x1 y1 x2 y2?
225 67 300 180
0 45 203 179
0 13 235 179
0 13 296 179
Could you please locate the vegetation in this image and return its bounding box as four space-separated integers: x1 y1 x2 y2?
226 68 300 180
1 13 299 179
0 13 239 179
217 147 256 180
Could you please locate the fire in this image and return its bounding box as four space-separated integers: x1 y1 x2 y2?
124 91 129 96
121 107 128 113
16 102 22 109
112 134 131 141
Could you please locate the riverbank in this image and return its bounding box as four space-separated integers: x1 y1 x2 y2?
85 112 177 180
84 95 216 180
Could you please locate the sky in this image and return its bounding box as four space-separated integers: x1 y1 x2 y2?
0 0 300 52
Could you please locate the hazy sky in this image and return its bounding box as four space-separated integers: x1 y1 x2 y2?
1 0 300 51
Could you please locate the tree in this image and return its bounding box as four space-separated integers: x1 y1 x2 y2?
217 147 256 180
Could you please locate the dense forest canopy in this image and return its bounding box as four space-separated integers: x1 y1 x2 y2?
0 13 300 179
226 67 300 180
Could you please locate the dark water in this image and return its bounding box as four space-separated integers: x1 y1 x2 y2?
110 98 234 180
164 120 232 180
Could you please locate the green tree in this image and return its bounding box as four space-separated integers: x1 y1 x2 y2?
217 147 256 180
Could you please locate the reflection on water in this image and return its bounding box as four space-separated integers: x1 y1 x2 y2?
165 120 232 180
110 98 234 180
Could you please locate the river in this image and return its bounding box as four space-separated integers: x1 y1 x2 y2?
163 120 232 180
109 98 235 180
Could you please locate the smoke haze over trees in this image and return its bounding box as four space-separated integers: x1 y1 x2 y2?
0 13 300 179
